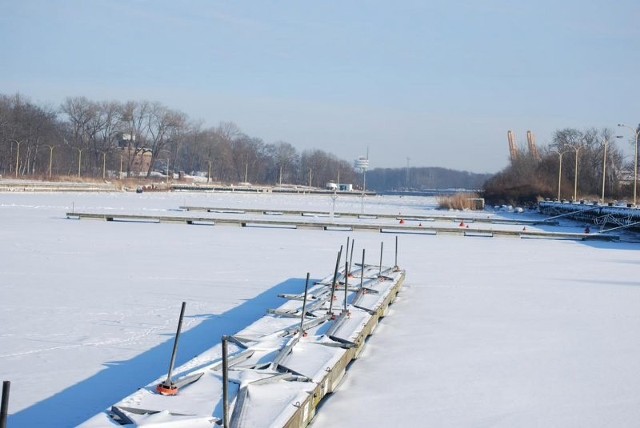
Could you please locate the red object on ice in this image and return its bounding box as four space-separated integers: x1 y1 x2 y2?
156 383 179 396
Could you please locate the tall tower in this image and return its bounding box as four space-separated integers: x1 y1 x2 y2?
507 130 520 162
527 130 540 160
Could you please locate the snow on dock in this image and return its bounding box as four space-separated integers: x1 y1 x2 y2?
539 200 640 234
79 253 405 427
66 207 617 241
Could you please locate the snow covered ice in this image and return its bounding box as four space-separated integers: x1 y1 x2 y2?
1 191 640 427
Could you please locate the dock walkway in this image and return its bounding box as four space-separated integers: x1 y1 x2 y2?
80 256 406 427
66 208 617 241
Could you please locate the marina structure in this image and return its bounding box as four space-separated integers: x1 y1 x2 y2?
80 241 406 427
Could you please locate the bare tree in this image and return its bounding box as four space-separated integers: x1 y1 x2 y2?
144 102 187 177
265 141 298 185
118 100 151 177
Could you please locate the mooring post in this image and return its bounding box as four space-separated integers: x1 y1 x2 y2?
299 273 310 335
395 235 398 268
344 261 349 312
157 302 186 394
222 336 229 428
345 237 350 274
349 239 355 274
379 241 384 276
1 381 9 428
167 302 186 383
360 249 365 289
328 246 343 316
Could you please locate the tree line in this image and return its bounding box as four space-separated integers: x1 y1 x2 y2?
483 127 635 205
366 167 491 191
7 92 626 201
0 93 359 187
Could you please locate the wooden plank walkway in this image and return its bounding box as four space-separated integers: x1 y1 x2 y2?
66 211 617 241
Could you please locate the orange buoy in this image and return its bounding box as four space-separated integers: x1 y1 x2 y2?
156 383 179 396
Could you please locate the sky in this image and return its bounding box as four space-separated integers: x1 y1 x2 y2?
2 191 640 427
1 0 640 173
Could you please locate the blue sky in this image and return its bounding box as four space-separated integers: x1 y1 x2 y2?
1 0 639 173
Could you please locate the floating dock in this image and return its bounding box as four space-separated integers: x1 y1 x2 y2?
538 201 640 234
66 208 617 241
178 205 557 226
79 250 406 427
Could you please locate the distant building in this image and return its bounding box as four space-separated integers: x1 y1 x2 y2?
116 133 153 176
326 181 353 191
117 133 136 149
121 147 152 176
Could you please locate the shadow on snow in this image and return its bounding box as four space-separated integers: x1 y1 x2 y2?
10 277 306 427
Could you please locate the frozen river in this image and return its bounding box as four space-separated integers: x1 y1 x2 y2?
1 191 639 427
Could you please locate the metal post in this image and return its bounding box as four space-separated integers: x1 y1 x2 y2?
328 246 343 315
299 273 310 335
633 130 639 206
361 169 365 215
102 152 107 179
394 235 398 268
345 237 350 275
48 146 54 178
161 302 186 389
617 124 639 205
14 142 20 178
344 261 349 312
0 381 9 428
360 249 365 289
573 146 579 201
379 242 384 276
349 239 355 275
77 148 82 177
557 152 563 201
601 140 608 203
222 336 229 428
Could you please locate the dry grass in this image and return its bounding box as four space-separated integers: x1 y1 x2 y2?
436 192 484 210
